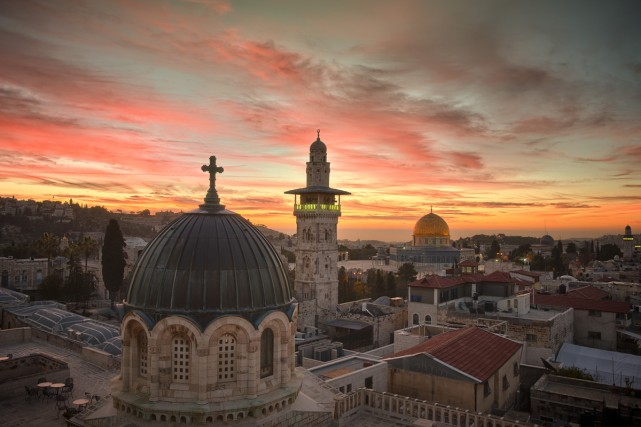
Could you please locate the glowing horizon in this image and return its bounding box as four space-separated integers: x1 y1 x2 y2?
1 1 640 242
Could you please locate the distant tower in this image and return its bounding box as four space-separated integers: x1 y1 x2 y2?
285 130 350 329
623 225 634 260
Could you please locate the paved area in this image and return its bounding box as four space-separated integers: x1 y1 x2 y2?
0 338 118 427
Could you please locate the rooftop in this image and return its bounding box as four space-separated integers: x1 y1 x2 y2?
533 293 629 314
387 326 522 382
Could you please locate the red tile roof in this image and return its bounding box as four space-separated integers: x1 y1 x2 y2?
511 270 542 278
387 326 522 382
459 260 479 267
533 293 629 314
409 271 529 289
567 286 609 300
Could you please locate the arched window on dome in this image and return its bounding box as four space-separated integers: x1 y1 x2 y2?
139 332 148 378
218 334 236 382
424 315 431 324
412 313 419 325
172 336 190 383
260 328 274 378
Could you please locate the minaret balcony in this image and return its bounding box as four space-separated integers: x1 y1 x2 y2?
294 203 341 214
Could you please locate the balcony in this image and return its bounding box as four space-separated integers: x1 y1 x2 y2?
293 203 341 214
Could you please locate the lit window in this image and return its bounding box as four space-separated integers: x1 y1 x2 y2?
218 334 235 381
172 337 190 382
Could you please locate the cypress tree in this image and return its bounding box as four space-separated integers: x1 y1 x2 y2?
102 219 126 305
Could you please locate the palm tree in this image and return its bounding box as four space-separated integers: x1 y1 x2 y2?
77 235 98 274
38 232 58 268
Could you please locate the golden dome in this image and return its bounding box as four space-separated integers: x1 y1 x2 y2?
413 212 450 238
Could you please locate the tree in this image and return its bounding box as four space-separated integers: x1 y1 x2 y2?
386 272 397 297
397 263 418 284
38 232 58 267
140 209 151 217
597 243 622 261
102 219 126 305
39 272 64 300
566 242 577 254
487 240 501 259
77 235 98 273
64 244 96 304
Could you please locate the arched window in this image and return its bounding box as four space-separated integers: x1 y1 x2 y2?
260 329 274 378
412 313 419 325
139 332 148 377
172 336 190 383
218 334 236 381
424 315 431 324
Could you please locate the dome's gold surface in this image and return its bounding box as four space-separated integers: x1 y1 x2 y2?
413 212 450 238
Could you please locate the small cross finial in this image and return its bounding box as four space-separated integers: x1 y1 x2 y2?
317 129 320 139
431 206 433 213
200 156 225 211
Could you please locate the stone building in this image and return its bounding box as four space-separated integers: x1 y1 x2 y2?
0 257 48 296
112 156 302 424
285 131 350 330
386 326 523 413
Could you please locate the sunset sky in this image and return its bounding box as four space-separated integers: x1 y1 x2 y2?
1 1 641 241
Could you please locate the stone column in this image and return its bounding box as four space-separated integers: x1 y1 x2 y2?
148 342 159 402
246 341 258 398
121 338 130 392
196 347 209 404
280 334 290 386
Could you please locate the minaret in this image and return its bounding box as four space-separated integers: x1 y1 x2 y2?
285 130 350 330
623 225 634 260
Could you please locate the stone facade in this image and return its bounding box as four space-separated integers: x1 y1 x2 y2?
114 308 300 424
287 135 349 330
0 257 48 294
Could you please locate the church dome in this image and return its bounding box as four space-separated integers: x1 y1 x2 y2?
413 212 450 238
125 157 294 329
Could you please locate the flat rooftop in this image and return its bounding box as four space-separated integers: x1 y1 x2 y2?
0 337 117 426
310 356 381 380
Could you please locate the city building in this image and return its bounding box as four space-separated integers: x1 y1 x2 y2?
531 374 641 426
0 257 48 297
533 286 631 351
385 326 523 413
285 131 350 330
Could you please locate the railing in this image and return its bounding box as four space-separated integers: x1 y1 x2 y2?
294 203 341 213
335 388 541 427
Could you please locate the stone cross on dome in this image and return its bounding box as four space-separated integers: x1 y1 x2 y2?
200 155 226 212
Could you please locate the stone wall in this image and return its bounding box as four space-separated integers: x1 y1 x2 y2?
297 299 317 330
0 353 69 399
0 326 31 344
82 346 120 370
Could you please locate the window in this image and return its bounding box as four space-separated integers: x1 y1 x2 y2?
483 381 491 397
424 315 431 324
365 376 373 389
588 331 601 340
503 375 509 390
260 329 274 378
139 333 148 377
218 334 236 381
346 384 352 393
526 334 537 342
513 362 519 376
172 336 190 382
588 310 602 317
412 314 419 325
